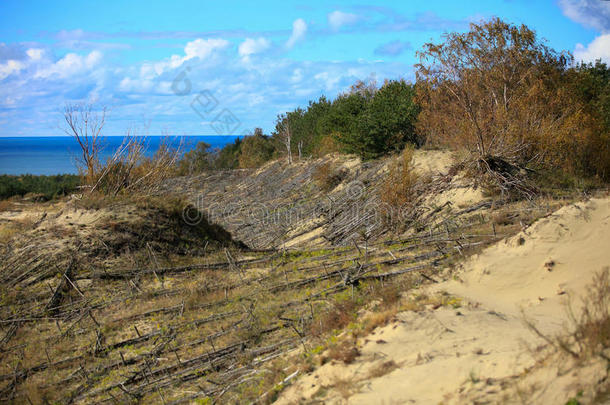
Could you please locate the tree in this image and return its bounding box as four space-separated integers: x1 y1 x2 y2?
215 137 243 169
566 60 610 180
62 103 107 184
324 91 369 156
354 79 420 159
274 118 293 164
177 141 214 175
415 18 577 194
238 130 276 168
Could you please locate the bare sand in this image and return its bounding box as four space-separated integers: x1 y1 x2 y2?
276 197 610 404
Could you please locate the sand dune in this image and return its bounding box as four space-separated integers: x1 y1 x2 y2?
277 197 610 404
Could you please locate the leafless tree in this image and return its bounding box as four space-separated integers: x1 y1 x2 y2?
62 103 107 184
279 123 293 164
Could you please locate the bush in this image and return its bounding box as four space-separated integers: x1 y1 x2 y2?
415 18 589 196
177 141 215 175
237 130 276 168
272 79 420 161
215 137 242 169
378 146 419 218
92 136 180 195
0 174 81 200
564 60 610 181
312 162 346 191
341 80 420 159
310 298 358 338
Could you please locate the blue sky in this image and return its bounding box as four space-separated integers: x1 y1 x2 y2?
0 0 609 136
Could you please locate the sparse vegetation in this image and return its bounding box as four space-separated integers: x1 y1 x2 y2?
379 146 419 218
312 161 346 191
2 14 608 405
0 174 80 200
526 268 610 362
416 18 609 197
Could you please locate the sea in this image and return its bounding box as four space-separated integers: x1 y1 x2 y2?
0 136 241 175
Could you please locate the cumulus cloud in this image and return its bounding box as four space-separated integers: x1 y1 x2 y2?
184 38 229 60
558 1 610 64
558 0 610 32
328 10 360 31
0 60 26 80
0 20 417 135
26 48 44 61
34 50 102 79
574 33 610 63
238 37 271 59
286 19 307 48
374 40 412 56
153 38 229 75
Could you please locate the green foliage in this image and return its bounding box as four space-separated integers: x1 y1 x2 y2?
238 130 276 168
177 141 214 175
215 137 242 169
342 79 420 159
322 91 369 155
0 174 81 200
273 79 420 160
177 129 276 172
566 60 610 180
273 97 333 158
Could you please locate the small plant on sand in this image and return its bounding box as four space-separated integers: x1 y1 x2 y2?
368 360 399 378
526 268 610 361
310 296 359 338
379 146 420 222
312 161 346 191
326 339 361 364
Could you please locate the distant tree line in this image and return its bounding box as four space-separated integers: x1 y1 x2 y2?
176 18 610 186
0 174 81 200
177 78 421 173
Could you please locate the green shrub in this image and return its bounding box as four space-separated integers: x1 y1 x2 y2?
0 174 81 200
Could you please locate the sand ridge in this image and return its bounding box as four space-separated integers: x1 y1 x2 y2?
276 197 610 404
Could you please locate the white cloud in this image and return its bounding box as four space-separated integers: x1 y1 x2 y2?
26 48 44 61
286 19 307 48
238 37 271 59
314 71 341 90
34 50 102 79
153 38 229 75
291 68 303 83
184 38 229 60
574 33 610 63
0 59 25 80
119 76 154 93
559 0 610 33
327 10 360 31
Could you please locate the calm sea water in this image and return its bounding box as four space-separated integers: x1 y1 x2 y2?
0 136 240 175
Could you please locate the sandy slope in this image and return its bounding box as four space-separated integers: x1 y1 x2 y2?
276 197 610 404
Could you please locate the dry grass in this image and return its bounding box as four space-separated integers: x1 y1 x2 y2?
310 298 358 338
361 309 398 336
91 135 181 196
0 177 561 404
0 223 19 243
570 268 610 359
401 291 462 312
526 268 610 363
312 162 346 191
379 146 419 219
327 339 361 365
331 375 360 401
0 200 15 212
368 360 399 378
